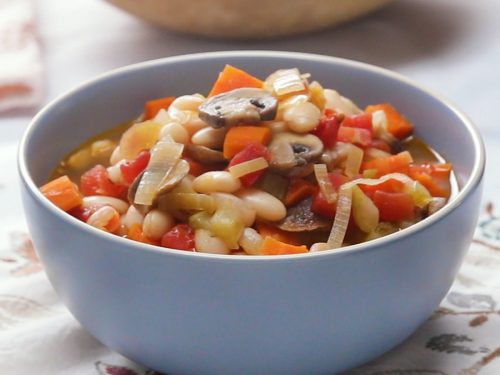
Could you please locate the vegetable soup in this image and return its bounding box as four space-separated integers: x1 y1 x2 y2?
41 65 455 255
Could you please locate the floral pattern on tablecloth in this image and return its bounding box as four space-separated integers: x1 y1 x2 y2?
0 203 498 374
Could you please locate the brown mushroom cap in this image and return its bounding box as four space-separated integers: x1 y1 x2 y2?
198 88 278 128
186 144 226 163
277 197 331 232
268 132 324 173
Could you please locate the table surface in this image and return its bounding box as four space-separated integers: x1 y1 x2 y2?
1 0 499 374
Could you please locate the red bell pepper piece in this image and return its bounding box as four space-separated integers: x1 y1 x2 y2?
372 190 415 221
337 126 372 147
120 150 150 184
342 113 373 134
80 165 126 198
160 224 195 251
312 110 340 148
228 143 270 187
311 172 349 218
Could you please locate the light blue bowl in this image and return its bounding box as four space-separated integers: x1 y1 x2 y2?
18 51 485 375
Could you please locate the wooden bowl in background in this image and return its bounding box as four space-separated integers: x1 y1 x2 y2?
105 0 393 39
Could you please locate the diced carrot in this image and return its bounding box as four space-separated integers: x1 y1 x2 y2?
359 178 405 199
102 208 121 233
255 221 302 246
284 178 317 207
365 103 413 139
126 223 157 245
408 163 452 198
223 126 271 159
40 175 82 212
143 96 175 120
208 65 263 97
259 236 308 255
361 151 413 178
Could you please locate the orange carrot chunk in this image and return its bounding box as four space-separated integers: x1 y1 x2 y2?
208 65 263 97
254 221 302 246
223 126 271 159
284 178 318 207
259 236 308 255
408 163 452 198
126 223 157 245
143 96 175 120
365 103 413 140
40 175 82 212
361 151 413 178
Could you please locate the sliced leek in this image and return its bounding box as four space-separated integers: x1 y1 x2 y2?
314 163 336 203
327 186 353 249
134 139 184 206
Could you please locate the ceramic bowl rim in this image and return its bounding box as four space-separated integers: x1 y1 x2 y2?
18 50 486 263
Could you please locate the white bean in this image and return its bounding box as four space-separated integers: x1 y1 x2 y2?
235 188 287 222
109 146 123 165
122 205 145 229
265 121 288 134
239 227 263 255
153 108 172 125
210 193 256 227
82 195 129 214
167 106 190 124
87 206 119 233
107 160 126 185
183 113 208 136
193 171 242 194
283 101 321 133
142 209 175 240
170 94 205 112
194 229 230 254
90 139 115 158
310 242 330 252
191 127 227 149
159 121 190 144
323 89 361 116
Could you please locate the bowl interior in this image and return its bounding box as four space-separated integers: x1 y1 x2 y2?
23 51 482 211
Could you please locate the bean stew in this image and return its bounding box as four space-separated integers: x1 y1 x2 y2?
40 65 455 255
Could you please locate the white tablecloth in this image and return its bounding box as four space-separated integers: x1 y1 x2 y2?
1 0 499 373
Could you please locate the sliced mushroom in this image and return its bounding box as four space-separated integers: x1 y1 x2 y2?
186 144 226 164
277 198 330 232
198 88 278 128
268 133 323 174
